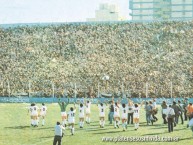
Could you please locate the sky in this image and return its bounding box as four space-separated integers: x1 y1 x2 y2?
0 0 130 24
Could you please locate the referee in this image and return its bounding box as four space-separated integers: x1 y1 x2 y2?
53 122 65 145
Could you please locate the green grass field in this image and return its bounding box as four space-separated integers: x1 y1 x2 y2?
0 103 193 145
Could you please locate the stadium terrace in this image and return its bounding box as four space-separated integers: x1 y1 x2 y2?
0 21 192 98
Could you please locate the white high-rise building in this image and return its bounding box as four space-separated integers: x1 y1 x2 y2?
129 0 193 21
171 0 193 19
87 3 123 22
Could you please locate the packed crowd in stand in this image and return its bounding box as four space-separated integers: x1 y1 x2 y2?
0 21 193 97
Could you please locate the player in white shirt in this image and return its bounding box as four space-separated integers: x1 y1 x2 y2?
67 104 76 135
133 104 140 130
85 100 92 124
77 101 85 128
133 101 144 130
28 103 34 126
113 101 120 128
121 103 128 131
98 102 106 128
37 106 41 124
40 103 47 126
32 103 39 127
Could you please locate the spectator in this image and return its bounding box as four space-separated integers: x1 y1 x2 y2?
152 99 158 122
187 103 193 120
149 101 155 125
166 105 175 133
0 21 192 97
172 101 181 126
145 101 152 125
177 100 184 124
161 101 168 124
183 98 189 121
127 100 134 124
108 101 114 124
188 118 193 136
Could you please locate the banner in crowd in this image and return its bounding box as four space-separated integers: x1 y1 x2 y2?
0 97 192 104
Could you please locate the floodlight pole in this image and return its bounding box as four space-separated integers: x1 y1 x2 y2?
7 80 10 97
74 83 77 98
62 81 65 98
170 81 173 98
97 82 100 98
146 82 148 98
52 82 55 98
28 81 31 98
121 81 124 97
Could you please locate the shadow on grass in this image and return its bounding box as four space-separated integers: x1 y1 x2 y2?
139 124 151 127
35 127 53 130
149 126 168 129
139 124 165 127
93 130 123 134
153 124 166 126
139 122 148 124
143 127 188 136
41 136 53 139
91 121 100 123
85 128 109 132
72 127 98 131
90 124 101 127
4 126 30 129
142 132 166 136
174 127 187 131
179 137 193 141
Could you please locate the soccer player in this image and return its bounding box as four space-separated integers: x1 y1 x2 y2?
85 100 92 124
97 102 106 128
58 97 69 127
32 103 39 127
121 103 128 131
133 104 140 130
78 102 85 128
113 99 120 128
67 104 76 135
40 103 47 126
133 101 144 130
28 103 34 126
37 106 41 124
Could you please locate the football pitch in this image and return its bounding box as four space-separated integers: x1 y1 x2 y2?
0 103 192 145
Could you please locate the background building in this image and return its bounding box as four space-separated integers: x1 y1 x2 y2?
129 0 193 21
171 0 193 19
87 3 125 22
